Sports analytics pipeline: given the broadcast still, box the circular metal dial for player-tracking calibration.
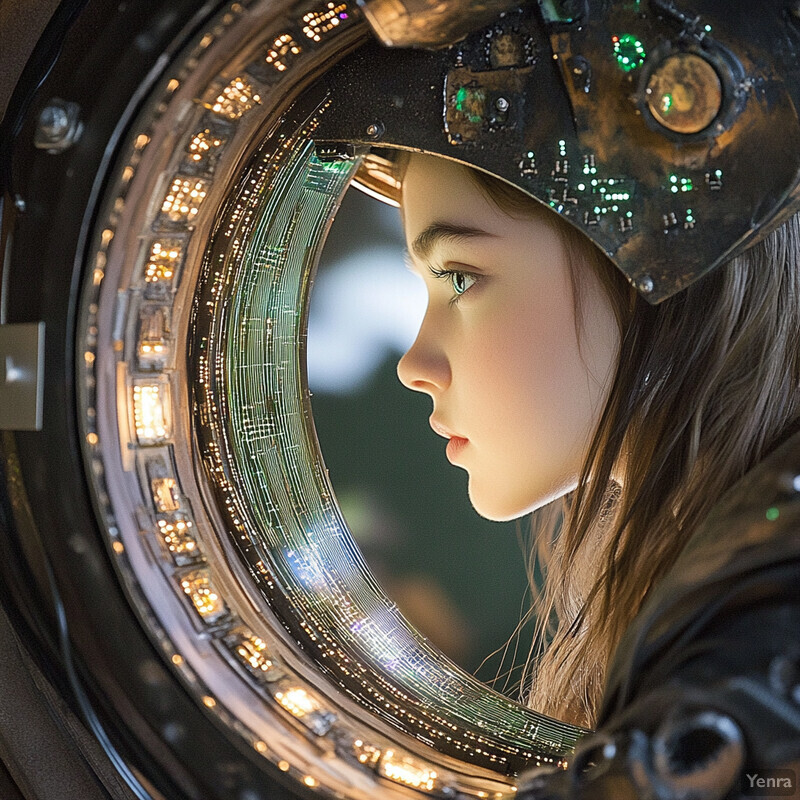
[645,52,723,135]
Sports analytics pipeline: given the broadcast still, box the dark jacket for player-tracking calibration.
[519,431,800,799]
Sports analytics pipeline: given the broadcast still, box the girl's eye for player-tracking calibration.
[429,267,479,301]
[450,271,476,296]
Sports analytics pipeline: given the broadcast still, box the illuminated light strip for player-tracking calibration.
[378,750,438,792]
[72,4,547,796]
[179,568,228,623]
[160,176,209,223]
[302,2,349,42]
[274,684,336,735]
[132,382,171,444]
[352,738,381,766]
[186,128,227,167]
[228,629,285,682]
[264,34,302,72]
[209,77,261,119]
[158,516,199,564]
[144,239,183,287]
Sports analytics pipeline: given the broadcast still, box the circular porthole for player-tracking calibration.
[2,1,585,797]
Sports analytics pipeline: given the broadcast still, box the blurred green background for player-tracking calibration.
[308,186,533,694]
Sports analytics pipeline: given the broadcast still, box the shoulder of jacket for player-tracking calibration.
[600,430,800,718]
[518,433,800,800]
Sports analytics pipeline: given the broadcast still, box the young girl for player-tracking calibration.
[395,150,800,741]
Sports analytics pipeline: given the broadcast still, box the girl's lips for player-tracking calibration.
[430,417,469,462]
[446,436,469,462]
[429,416,463,440]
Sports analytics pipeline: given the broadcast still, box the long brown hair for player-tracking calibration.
[469,167,800,728]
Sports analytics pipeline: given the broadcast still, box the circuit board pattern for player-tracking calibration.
[191,129,583,771]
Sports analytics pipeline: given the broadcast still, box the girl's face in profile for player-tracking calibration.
[398,154,620,521]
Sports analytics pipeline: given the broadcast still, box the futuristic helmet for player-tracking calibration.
[1,2,799,800]
[320,0,800,303]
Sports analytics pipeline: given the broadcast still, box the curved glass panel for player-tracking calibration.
[191,106,583,771]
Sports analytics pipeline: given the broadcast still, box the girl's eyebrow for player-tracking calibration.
[411,222,495,261]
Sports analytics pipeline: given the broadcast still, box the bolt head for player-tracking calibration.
[38,104,70,139]
[34,98,83,152]
[365,122,384,140]
[637,275,654,294]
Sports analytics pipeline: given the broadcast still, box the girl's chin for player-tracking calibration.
[466,475,576,522]
[466,478,530,522]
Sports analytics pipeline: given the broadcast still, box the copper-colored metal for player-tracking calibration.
[356,0,520,47]
[353,150,404,205]
[646,52,723,135]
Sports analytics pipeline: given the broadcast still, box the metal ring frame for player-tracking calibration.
[72,0,585,797]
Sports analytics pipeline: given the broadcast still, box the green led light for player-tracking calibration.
[455,85,485,124]
[661,94,673,114]
[669,175,694,193]
[766,506,780,521]
[319,158,353,174]
[613,34,646,72]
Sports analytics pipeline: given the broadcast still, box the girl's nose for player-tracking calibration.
[396,320,451,394]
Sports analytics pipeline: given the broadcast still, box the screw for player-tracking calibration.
[495,96,510,112]
[794,474,800,492]
[365,122,384,140]
[39,104,70,139]
[34,99,83,153]
[13,195,26,213]
[637,275,654,294]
